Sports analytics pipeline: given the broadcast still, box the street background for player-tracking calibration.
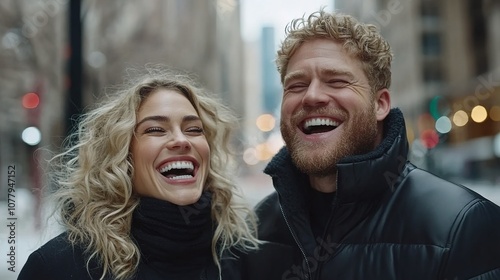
[2,0,500,279]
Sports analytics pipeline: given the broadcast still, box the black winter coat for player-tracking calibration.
[17,232,291,280]
[255,109,500,280]
[19,194,292,280]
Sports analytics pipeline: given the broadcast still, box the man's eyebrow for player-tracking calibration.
[135,115,201,131]
[284,69,356,85]
[283,71,306,85]
[319,68,356,80]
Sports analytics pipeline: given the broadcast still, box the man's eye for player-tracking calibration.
[285,83,308,93]
[328,80,349,87]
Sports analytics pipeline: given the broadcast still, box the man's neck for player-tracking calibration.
[309,173,337,193]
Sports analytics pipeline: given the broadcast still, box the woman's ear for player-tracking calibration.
[375,88,391,121]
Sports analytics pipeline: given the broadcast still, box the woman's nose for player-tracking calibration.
[166,131,191,151]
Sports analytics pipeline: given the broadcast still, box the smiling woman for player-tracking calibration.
[16,65,291,280]
[130,89,211,206]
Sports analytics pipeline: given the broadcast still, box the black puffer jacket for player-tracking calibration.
[255,109,500,280]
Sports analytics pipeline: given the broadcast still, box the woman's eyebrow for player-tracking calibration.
[135,115,201,131]
[182,115,201,122]
[135,115,170,130]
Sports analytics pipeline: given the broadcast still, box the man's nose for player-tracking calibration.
[302,81,329,107]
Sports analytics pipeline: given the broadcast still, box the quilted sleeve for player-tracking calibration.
[442,199,500,279]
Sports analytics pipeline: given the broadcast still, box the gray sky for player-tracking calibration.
[240,0,334,42]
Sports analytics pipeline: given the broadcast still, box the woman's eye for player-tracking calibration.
[144,127,164,134]
[186,127,204,134]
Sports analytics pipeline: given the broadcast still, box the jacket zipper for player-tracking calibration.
[313,176,339,280]
[279,202,312,279]
[313,196,338,280]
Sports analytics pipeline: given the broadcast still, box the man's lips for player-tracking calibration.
[300,117,341,135]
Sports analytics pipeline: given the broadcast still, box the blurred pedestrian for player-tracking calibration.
[255,9,500,280]
[18,66,287,280]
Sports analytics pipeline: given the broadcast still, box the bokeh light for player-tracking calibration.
[243,148,259,165]
[22,92,40,109]
[490,106,500,122]
[256,114,275,132]
[21,126,41,146]
[420,129,439,149]
[471,105,487,123]
[435,116,452,134]
[452,110,468,127]
[255,143,274,161]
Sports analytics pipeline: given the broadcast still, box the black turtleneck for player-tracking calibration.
[131,191,217,279]
[307,187,336,238]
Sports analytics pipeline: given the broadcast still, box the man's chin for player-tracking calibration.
[290,149,337,174]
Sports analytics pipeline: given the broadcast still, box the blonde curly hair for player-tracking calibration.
[50,65,260,279]
[276,9,393,92]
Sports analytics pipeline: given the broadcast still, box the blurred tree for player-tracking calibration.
[0,0,66,223]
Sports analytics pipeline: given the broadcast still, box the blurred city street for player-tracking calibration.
[1,172,499,280]
[1,1,500,279]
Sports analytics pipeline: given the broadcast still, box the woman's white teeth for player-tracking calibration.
[170,175,193,180]
[304,118,339,129]
[159,161,194,173]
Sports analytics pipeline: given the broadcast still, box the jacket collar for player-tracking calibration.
[265,108,409,209]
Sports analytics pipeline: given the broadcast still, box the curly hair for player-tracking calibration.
[276,9,393,92]
[50,65,260,279]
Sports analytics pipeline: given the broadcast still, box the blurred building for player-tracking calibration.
[336,0,500,182]
[261,26,281,114]
[0,0,245,200]
[84,0,244,121]
[240,26,283,171]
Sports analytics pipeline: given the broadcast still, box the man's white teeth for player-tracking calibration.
[304,118,339,129]
[159,161,194,173]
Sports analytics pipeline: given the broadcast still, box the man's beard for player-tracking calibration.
[281,103,378,176]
